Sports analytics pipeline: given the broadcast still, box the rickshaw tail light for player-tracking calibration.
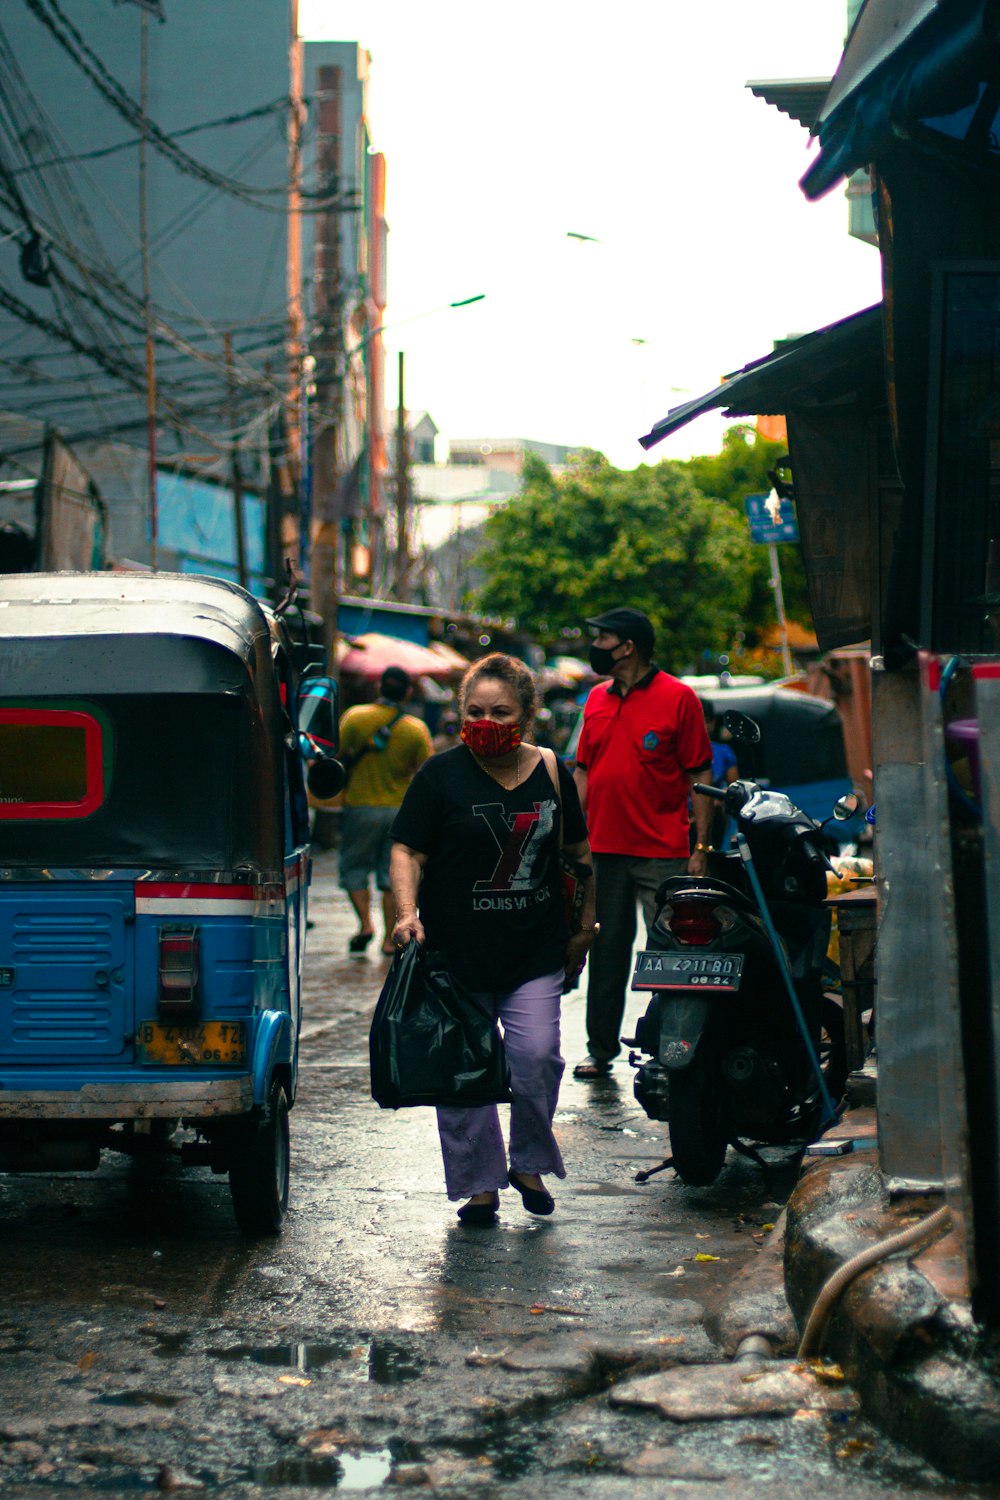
[158,925,200,1015]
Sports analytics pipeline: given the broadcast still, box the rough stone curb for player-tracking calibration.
[703,1208,798,1356]
[782,1135,1000,1482]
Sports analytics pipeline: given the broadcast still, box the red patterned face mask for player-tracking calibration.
[461,718,522,759]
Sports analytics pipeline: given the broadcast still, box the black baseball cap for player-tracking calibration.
[586,607,655,658]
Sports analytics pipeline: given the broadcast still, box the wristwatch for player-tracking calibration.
[577,922,601,934]
[693,843,715,853]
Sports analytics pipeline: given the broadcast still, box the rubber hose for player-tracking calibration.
[797,1205,952,1358]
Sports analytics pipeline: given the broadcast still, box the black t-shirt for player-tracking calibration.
[390,746,588,992]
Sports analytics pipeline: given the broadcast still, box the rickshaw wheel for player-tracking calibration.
[229,1080,290,1235]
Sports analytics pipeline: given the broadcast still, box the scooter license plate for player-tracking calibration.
[136,1020,248,1066]
[631,951,743,992]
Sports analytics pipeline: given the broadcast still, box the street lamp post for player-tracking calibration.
[344,293,486,361]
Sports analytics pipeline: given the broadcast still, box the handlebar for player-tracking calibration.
[797,836,833,872]
[692,782,726,802]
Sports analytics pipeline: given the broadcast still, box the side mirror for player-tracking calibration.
[723,710,762,745]
[307,757,346,800]
[832,792,861,822]
[297,675,340,755]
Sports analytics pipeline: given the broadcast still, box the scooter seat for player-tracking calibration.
[655,873,758,914]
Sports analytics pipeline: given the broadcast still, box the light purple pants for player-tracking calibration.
[436,969,566,1200]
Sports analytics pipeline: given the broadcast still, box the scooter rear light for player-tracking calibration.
[158,924,200,1017]
[667,899,722,945]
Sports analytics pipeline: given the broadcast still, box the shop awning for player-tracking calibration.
[802,0,1000,200]
[820,0,939,124]
[638,305,884,452]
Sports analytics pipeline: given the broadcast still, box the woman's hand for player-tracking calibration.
[564,927,596,980]
[389,843,427,950]
[392,909,426,949]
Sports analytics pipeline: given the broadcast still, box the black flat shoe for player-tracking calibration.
[348,931,373,956]
[457,1196,499,1227]
[507,1170,554,1216]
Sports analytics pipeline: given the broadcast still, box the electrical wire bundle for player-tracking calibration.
[0,1,357,477]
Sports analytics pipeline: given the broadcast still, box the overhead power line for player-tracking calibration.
[21,0,356,214]
[8,95,295,175]
[0,5,361,460]
[0,278,156,391]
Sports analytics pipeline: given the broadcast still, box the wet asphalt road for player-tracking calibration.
[0,849,995,1498]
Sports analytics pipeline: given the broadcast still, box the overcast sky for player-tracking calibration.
[299,2,882,468]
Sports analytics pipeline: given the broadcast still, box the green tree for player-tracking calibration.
[680,424,812,632]
[472,450,755,673]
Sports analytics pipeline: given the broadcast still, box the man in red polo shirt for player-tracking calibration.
[572,607,714,1078]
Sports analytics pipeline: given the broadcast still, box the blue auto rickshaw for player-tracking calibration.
[0,572,343,1234]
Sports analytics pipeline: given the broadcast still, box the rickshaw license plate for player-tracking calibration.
[137,1021,247,1066]
[631,951,743,991]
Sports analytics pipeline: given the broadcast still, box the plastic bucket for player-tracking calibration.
[946,718,980,800]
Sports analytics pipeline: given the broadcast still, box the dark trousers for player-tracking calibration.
[585,853,688,1062]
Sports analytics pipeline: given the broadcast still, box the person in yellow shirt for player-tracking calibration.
[339,666,432,956]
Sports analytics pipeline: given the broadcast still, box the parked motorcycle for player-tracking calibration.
[628,712,857,1187]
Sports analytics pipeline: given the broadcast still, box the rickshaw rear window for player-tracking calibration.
[0,708,104,819]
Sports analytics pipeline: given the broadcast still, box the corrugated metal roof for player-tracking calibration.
[747,78,831,130]
[638,305,883,451]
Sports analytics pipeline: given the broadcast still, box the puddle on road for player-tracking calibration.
[255,1449,393,1489]
[98,1390,183,1408]
[208,1336,423,1384]
[367,1339,423,1384]
[148,1330,191,1358]
[477,1438,536,1480]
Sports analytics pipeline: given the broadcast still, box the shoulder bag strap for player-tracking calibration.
[539,746,564,851]
[375,706,405,746]
[344,706,404,777]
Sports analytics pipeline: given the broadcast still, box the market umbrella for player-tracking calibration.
[338,632,455,681]
[551,655,593,682]
[427,640,471,672]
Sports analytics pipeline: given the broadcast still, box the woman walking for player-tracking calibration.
[389,653,596,1225]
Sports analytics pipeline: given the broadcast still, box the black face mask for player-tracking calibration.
[589,642,622,675]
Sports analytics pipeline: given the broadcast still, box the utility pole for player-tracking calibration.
[285,6,305,581]
[262,359,285,594]
[224,331,248,589]
[309,63,345,665]
[138,11,158,570]
[394,349,410,601]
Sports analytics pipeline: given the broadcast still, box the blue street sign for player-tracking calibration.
[745,492,799,545]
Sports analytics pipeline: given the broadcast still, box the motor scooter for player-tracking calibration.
[628,712,857,1186]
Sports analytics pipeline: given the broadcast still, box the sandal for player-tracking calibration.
[572,1056,612,1079]
[348,931,373,956]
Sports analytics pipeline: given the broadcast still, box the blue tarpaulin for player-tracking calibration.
[155,471,268,596]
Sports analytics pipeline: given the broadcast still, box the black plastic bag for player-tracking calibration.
[369,941,513,1109]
